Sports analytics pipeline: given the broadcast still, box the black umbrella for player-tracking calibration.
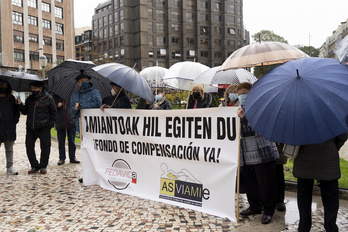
[0,71,46,92]
[47,59,111,102]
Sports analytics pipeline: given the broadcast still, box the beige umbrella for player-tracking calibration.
[220,42,309,72]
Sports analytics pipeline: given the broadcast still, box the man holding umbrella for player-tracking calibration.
[100,82,131,110]
[0,79,20,175]
[16,81,57,174]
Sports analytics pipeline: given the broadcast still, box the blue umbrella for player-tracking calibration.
[93,63,154,103]
[244,57,348,146]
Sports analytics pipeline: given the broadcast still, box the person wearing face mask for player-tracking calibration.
[0,79,20,175]
[144,88,172,110]
[187,84,212,109]
[219,84,239,107]
[100,82,131,111]
[69,72,102,133]
[236,82,279,225]
[16,81,57,174]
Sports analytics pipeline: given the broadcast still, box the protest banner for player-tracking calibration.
[80,107,240,220]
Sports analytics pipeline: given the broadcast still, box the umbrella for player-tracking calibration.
[163,61,216,92]
[244,57,348,146]
[195,66,257,86]
[139,66,169,88]
[220,42,309,71]
[47,59,112,102]
[0,71,45,92]
[92,63,154,103]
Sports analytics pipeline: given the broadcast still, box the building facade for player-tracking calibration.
[75,26,92,61]
[0,0,75,75]
[91,0,249,70]
[320,19,348,59]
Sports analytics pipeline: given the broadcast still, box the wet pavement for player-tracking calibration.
[0,116,348,231]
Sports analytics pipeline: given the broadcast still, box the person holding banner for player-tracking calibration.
[187,84,212,109]
[100,82,131,110]
[144,88,172,110]
[219,84,239,107]
[237,82,279,225]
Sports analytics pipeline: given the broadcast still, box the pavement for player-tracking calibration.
[0,116,348,232]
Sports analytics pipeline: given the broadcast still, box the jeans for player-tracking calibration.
[0,141,15,169]
[57,126,76,161]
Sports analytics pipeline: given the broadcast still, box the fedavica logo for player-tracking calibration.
[159,163,210,207]
[106,159,137,190]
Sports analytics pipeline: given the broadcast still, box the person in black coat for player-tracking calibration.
[0,79,20,175]
[53,94,79,166]
[100,82,131,110]
[293,133,348,232]
[187,84,212,109]
[144,88,172,110]
[16,81,57,174]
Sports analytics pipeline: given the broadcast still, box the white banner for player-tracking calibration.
[80,107,240,220]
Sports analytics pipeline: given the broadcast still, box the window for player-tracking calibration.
[200,38,209,48]
[108,14,113,24]
[109,27,113,37]
[93,20,97,30]
[156,36,165,45]
[28,15,38,26]
[114,37,119,47]
[119,0,124,7]
[172,37,180,44]
[148,0,153,7]
[148,35,153,46]
[114,0,119,9]
[148,50,153,58]
[43,37,52,46]
[13,30,24,43]
[120,36,124,46]
[214,39,222,46]
[226,5,234,13]
[103,16,107,26]
[157,49,166,58]
[214,14,222,23]
[200,50,209,58]
[114,24,119,35]
[45,54,52,63]
[12,11,23,25]
[186,0,194,9]
[214,52,222,58]
[214,2,222,11]
[171,24,179,32]
[215,27,222,34]
[185,24,194,33]
[200,1,208,9]
[55,6,63,18]
[156,23,164,33]
[148,9,153,18]
[29,34,38,43]
[171,11,180,22]
[56,0,63,2]
[56,56,64,65]
[28,0,37,8]
[55,23,64,34]
[148,22,153,33]
[227,16,235,24]
[186,38,195,45]
[98,18,102,28]
[172,50,181,59]
[114,11,119,22]
[12,0,23,7]
[200,26,209,35]
[14,50,24,62]
[30,52,39,61]
[42,2,50,12]
[156,10,165,20]
[103,28,107,39]
[42,19,51,29]
[187,50,195,58]
[156,0,165,7]
[120,10,124,20]
[120,22,124,33]
[200,13,208,22]
[56,40,64,51]
[186,13,194,23]
[171,0,180,8]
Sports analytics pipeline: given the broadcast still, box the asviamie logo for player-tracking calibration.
[106,159,137,190]
[159,163,210,207]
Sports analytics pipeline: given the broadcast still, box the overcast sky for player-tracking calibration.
[74,0,348,48]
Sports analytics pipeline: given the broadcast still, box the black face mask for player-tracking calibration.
[0,88,7,94]
[193,92,201,99]
[32,90,40,96]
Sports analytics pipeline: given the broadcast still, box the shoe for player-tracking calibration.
[40,168,47,174]
[57,160,65,165]
[28,167,40,174]
[276,202,286,211]
[240,208,262,216]
[6,167,18,175]
[70,159,80,164]
[261,214,272,224]
[78,178,83,183]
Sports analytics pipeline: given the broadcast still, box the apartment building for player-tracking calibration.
[0,0,75,75]
[75,26,92,61]
[91,0,249,70]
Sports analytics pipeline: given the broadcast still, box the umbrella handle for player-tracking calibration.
[110,88,123,108]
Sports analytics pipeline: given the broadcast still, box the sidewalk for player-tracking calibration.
[0,116,348,231]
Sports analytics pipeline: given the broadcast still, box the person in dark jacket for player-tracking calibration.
[187,84,212,109]
[53,94,79,165]
[16,81,57,174]
[0,79,20,175]
[144,88,172,110]
[293,133,348,232]
[100,82,131,110]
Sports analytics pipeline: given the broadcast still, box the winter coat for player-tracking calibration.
[69,83,102,131]
[102,90,131,109]
[18,90,57,130]
[240,117,279,166]
[293,133,348,181]
[0,94,20,142]
[53,95,75,131]
[144,98,172,110]
[187,92,212,109]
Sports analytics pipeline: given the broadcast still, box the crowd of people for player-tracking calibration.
[0,71,346,231]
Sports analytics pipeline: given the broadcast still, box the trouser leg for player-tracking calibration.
[4,141,15,169]
[67,126,76,160]
[38,127,51,168]
[26,130,39,168]
[57,129,67,160]
[320,179,339,232]
[297,178,314,232]
[275,164,285,203]
[242,165,262,212]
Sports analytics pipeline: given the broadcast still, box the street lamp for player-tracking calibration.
[30,48,43,74]
[39,55,48,79]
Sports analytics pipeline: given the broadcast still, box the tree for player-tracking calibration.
[298,46,319,57]
[252,30,288,44]
[252,30,288,77]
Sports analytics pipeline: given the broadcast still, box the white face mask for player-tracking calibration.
[111,88,117,96]
[238,94,248,106]
[155,94,162,101]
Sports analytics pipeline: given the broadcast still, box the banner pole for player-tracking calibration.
[236,119,242,222]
